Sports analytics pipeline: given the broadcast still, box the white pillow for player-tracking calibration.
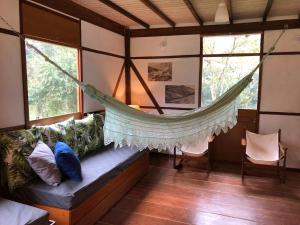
[28,141,61,186]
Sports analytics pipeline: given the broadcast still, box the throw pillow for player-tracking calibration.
[28,141,61,186]
[74,114,105,158]
[0,129,37,191]
[32,118,76,149]
[54,141,82,181]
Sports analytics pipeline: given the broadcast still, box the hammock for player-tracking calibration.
[0,16,285,151]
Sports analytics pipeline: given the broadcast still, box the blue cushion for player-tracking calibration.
[54,142,82,181]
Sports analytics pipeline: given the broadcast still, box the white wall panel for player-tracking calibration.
[131,58,199,108]
[259,114,300,168]
[131,35,200,57]
[0,0,20,31]
[0,34,24,128]
[81,21,124,56]
[260,55,300,112]
[264,29,300,52]
[82,51,124,113]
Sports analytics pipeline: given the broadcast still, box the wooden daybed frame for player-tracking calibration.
[34,152,149,225]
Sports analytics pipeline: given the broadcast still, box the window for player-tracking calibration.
[202,34,261,109]
[25,39,79,121]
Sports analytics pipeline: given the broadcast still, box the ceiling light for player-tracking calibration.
[215,0,229,23]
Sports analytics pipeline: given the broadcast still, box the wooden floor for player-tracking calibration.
[97,153,300,225]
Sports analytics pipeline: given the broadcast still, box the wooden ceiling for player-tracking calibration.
[71,0,300,28]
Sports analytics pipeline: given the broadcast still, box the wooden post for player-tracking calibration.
[125,28,131,105]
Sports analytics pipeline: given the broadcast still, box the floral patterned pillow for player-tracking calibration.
[0,129,38,191]
[74,113,105,158]
[32,118,76,150]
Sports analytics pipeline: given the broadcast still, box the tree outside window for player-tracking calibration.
[202,34,261,109]
[26,39,79,120]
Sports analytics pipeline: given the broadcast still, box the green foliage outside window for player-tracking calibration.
[26,39,78,120]
[202,34,260,109]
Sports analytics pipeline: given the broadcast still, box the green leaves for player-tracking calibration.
[26,39,78,120]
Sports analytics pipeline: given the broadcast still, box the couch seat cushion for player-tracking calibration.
[16,145,144,209]
[0,198,49,225]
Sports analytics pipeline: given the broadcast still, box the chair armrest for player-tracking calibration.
[279,143,288,153]
[241,138,247,146]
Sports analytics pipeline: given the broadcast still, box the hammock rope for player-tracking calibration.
[0,16,286,150]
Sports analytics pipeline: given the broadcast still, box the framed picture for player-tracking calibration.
[165,85,195,104]
[148,62,172,81]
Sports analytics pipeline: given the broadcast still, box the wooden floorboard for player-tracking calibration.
[98,153,300,225]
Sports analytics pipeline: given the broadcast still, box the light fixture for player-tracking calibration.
[215,0,229,23]
[129,105,141,110]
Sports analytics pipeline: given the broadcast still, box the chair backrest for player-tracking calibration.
[181,137,209,155]
[246,130,280,162]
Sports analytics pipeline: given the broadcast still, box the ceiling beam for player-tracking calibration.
[140,0,175,27]
[29,0,125,35]
[263,0,274,22]
[130,19,300,37]
[226,0,233,24]
[183,0,203,26]
[98,0,150,28]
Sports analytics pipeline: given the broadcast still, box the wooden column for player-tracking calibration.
[256,31,265,132]
[125,29,131,104]
[198,36,203,107]
[19,0,30,128]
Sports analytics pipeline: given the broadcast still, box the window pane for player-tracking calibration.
[203,34,261,54]
[26,39,78,120]
[202,56,259,109]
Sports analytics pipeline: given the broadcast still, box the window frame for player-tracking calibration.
[23,36,83,127]
[200,32,263,110]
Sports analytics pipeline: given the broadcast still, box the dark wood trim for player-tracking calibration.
[98,0,149,29]
[263,0,274,22]
[131,53,260,59]
[29,112,82,127]
[0,27,19,37]
[267,51,300,56]
[82,47,125,59]
[131,54,200,59]
[20,0,30,129]
[140,106,194,111]
[125,29,131,104]
[140,0,175,27]
[29,0,125,35]
[24,34,80,49]
[198,36,203,107]
[183,0,203,26]
[0,125,26,132]
[259,111,300,116]
[78,19,84,117]
[203,53,260,57]
[112,62,125,97]
[130,19,300,37]
[256,32,264,132]
[226,0,233,24]
[130,61,164,114]
[23,0,79,23]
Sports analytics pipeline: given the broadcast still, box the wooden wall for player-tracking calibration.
[259,29,300,168]
[130,30,300,169]
[81,21,125,113]
[131,35,200,111]
[0,1,300,168]
[0,0,24,129]
[0,0,125,128]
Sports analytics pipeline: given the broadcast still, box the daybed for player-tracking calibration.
[0,198,49,225]
[0,113,149,225]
